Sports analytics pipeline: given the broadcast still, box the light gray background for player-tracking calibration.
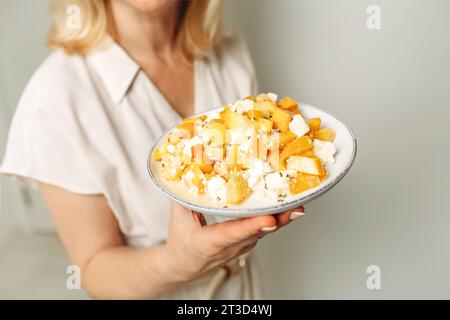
[1,0,449,299]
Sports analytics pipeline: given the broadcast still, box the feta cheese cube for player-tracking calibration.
[230,99,255,114]
[289,115,310,137]
[206,176,227,202]
[245,159,273,189]
[267,92,278,103]
[166,144,176,154]
[265,171,295,190]
[313,139,336,166]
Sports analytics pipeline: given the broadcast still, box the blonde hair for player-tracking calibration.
[48,0,224,59]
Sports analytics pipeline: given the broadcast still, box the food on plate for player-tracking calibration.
[286,156,326,176]
[152,93,337,204]
[226,174,251,204]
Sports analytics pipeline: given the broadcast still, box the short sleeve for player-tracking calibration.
[0,57,102,195]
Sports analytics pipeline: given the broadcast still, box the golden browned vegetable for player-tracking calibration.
[279,136,313,164]
[152,148,162,161]
[198,162,214,174]
[278,130,297,148]
[254,101,277,117]
[256,118,273,132]
[286,156,326,176]
[176,119,196,138]
[290,172,321,194]
[299,150,316,158]
[223,108,253,130]
[277,96,298,110]
[247,109,264,120]
[204,122,226,146]
[272,108,293,131]
[305,118,321,132]
[226,174,251,204]
[161,154,183,180]
[314,128,336,142]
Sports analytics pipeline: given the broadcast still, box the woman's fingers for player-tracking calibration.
[274,211,292,227]
[276,206,305,227]
[170,203,205,230]
[173,203,305,251]
[255,206,305,239]
[200,215,277,248]
[289,206,305,221]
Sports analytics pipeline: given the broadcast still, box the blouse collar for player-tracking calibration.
[86,38,140,105]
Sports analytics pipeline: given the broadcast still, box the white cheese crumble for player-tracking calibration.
[228,130,246,145]
[229,99,255,114]
[166,144,176,154]
[181,170,197,193]
[163,154,183,177]
[205,112,221,122]
[206,176,227,202]
[313,139,337,166]
[182,136,203,158]
[228,128,255,146]
[245,159,273,189]
[267,92,278,103]
[264,170,296,197]
[289,114,310,137]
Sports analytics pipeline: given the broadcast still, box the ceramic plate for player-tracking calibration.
[148,104,356,217]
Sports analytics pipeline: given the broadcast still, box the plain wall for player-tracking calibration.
[225,0,450,299]
[0,0,53,241]
[1,0,450,299]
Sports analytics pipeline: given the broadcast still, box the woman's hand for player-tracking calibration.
[163,203,305,282]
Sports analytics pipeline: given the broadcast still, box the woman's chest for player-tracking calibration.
[140,59,194,118]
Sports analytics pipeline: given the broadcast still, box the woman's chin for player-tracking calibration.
[118,0,177,14]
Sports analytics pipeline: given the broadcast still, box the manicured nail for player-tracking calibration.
[260,226,277,232]
[290,211,305,220]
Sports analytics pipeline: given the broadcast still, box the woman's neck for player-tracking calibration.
[108,0,180,62]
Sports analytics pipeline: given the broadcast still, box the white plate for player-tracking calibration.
[148,104,357,217]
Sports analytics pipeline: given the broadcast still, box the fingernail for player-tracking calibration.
[290,211,305,220]
[260,226,277,232]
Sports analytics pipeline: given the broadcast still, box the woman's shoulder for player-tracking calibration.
[21,50,91,115]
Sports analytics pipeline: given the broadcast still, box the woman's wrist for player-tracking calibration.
[154,244,197,285]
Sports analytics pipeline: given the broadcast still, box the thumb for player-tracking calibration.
[170,203,206,230]
[199,215,277,248]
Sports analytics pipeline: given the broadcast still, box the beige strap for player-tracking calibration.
[202,252,250,300]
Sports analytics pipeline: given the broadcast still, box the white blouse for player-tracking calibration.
[0,33,263,299]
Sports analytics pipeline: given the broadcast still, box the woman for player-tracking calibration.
[0,0,304,299]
